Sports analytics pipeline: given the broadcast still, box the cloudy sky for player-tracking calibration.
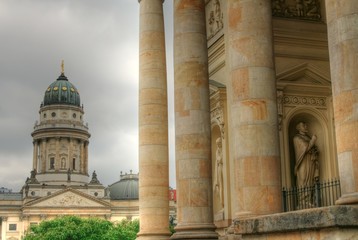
[0,0,175,191]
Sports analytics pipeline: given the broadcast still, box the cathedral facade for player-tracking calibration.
[0,69,177,240]
[137,0,357,239]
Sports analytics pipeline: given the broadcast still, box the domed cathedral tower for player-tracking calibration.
[31,62,90,186]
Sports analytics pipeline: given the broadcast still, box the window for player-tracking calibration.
[50,157,55,169]
[72,158,76,170]
[9,223,17,231]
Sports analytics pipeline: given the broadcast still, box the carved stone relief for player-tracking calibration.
[207,0,224,39]
[34,192,103,207]
[272,0,321,21]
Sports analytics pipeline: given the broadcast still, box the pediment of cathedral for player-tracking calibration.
[276,63,331,86]
[24,188,111,208]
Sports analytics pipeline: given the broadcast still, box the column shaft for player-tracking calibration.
[137,0,170,239]
[172,0,218,239]
[55,138,60,170]
[68,138,73,170]
[41,139,47,172]
[33,141,38,170]
[84,141,89,174]
[325,1,358,204]
[1,217,7,240]
[226,0,281,218]
[80,141,84,174]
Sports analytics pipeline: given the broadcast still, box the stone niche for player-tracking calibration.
[209,80,231,235]
[279,95,338,189]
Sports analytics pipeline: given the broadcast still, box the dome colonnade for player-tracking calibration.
[31,66,91,185]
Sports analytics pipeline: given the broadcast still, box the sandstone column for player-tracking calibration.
[1,217,7,240]
[55,138,60,170]
[68,138,73,170]
[325,1,358,204]
[33,140,38,170]
[41,139,47,172]
[137,0,170,239]
[172,1,218,239]
[80,141,84,173]
[84,141,89,174]
[226,0,281,218]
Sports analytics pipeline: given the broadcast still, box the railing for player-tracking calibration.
[282,179,341,212]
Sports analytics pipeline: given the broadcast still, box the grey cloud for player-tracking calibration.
[0,0,176,191]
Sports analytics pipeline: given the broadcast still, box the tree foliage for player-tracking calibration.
[24,216,139,240]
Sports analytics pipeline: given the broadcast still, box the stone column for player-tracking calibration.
[172,1,218,239]
[68,138,73,170]
[41,139,47,172]
[33,140,38,170]
[226,0,281,218]
[55,138,60,170]
[1,216,7,240]
[84,141,89,174]
[80,141,84,174]
[137,0,170,239]
[325,1,358,204]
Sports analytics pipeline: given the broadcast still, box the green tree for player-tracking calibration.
[24,216,139,240]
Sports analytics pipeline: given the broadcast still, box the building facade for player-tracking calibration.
[0,68,177,240]
[138,0,358,239]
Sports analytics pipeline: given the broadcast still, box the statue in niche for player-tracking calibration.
[293,122,319,207]
[61,157,66,169]
[213,137,224,209]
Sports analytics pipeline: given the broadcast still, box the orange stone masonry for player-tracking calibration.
[171,0,218,239]
[325,0,358,204]
[226,0,282,218]
[137,0,170,239]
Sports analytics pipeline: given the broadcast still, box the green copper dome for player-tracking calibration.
[43,73,80,106]
[108,173,139,200]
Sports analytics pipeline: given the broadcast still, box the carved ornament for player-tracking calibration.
[283,95,326,107]
[272,0,321,21]
[207,0,224,39]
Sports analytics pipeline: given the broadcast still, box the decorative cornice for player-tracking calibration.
[283,95,326,107]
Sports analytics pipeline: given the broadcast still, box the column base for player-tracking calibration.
[136,232,171,240]
[336,192,358,205]
[170,223,218,240]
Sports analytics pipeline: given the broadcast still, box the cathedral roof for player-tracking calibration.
[43,73,80,107]
[108,173,138,200]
